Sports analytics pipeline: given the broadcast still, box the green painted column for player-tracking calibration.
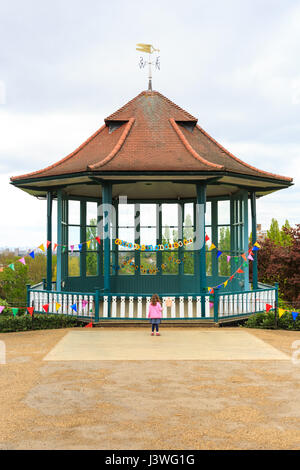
[243,190,250,291]
[251,192,258,289]
[157,203,162,277]
[56,190,62,291]
[135,203,140,276]
[102,182,112,295]
[80,201,86,278]
[46,191,53,291]
[196,183,206,316]
[178,202,184,279]
[211,201,218,285]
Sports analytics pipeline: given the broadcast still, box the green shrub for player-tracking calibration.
[0,298,11,315]
[0,313,80,333]
[245,310,300,330]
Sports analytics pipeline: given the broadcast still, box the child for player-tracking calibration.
[148,294,162,336]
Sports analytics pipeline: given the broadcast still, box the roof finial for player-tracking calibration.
[136,43,160,91]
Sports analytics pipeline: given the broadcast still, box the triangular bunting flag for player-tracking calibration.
[243,262,248,267]
[53,243,58,251]
[229,275,234,281]
[9,263,15,271]
[38,244,45,252]
[12,308,18,317]
[254,242,261,248]
[55,302,61,312]
[62,246,66,253]
[71,303,77,313]
[241,253,247,262]
[46,241,51,248]
[227,255,231,263]
[266,304,273,313]
[248,254,254,261]
[209,243,216,251]
[85,322,93,328]
[209,288,214,294]
[217,251,222,259]
[252,246,259,251]
[29,250,35,259]
[86,240,91,249]
[292,312,299,321]
[78,244,83,251]
[278,308,285,318]
[18,257,26,265]
[70,245,74,253]
[95,237,101,245]
[205,234,210,242]
[42,304,49,313]
[27,307,34,316]
[82,300,88,308]
[237,268,244,274]
[234,257,239,263]
[224,280,228,288]
[0,306,4,314]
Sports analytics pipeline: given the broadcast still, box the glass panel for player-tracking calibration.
[118,204,134,227]
[140,252,157,275]
[162,226,179,244]
[68,200,80,225]
[162,204,178,227]
[140,204,156,226]
[68,253,80,276]
[218,226,231,252]
[118,252,135,275]
[205,201,211,226]
[140,227,156,246]
[183,252,194,275]
[118,228,134,249]
[68,226,80,246]
[184,203,194,226]
[86,202,97,226]
[205,227,212,249]
[86,252,98,276]
[86,227,97,249]
[218,200,230,225]
[161,252,179,275]
[218,256,231,276]
[206,252,212,276]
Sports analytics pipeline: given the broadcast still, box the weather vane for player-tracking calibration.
[136,43,160,91]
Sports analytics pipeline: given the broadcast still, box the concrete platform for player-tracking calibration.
[43,328,290,361]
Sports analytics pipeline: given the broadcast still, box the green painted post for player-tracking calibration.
[250,192,258,290]
[80,201,86,278]
[196,183,207,317]
[135,203,140,277]
[274,282,279,329]
[102,182,112,317]
[95,288,100,322]
[46,192,53,291]
[214,291,219,323]
[211,201,218,284]
[243,190,250,291]
[56,190,63,291]
[26,284,31,307]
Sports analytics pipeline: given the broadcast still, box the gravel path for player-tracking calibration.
[0,327,300,450]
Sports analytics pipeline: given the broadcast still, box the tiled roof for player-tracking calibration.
[11,90,292,183]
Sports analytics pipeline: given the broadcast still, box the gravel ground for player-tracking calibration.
[0,327,300,450]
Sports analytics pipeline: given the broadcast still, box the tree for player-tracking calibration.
[267,218,281,244]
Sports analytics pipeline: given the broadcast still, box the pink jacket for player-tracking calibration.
[148,302,162,319]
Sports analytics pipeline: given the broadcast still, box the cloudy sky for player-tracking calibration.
[0,0,299,248]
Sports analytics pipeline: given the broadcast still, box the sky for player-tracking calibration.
[0,0,299,248]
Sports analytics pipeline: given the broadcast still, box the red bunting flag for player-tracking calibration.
[237,268,244,274]
[205,234,210,242]
[42,304,49,313]
[95,237,101,245]
[53,243,58,251]
[266,304,273,313]
[241,253,247,262]
[229,275,234,281]
[27,307,34,316]
[46,240,51,248]
[85,322,93,328]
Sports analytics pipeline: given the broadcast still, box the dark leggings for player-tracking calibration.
[151,323,159,332]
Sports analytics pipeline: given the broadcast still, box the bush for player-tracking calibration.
[0,313,81,333]
[245,310,300,330]
[0,298,11,315]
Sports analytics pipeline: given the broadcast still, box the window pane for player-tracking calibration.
[68,226,80,246]
[118,204,134,226]
[68,253,80,276]
[205,227,212,249]
[162,226,179,244]
[118,228,134,249]
[86,252,98,276]
[218,201,230,225]
[183,252,194,275]
[86,202,97,226]
[162,204,178,227]
[219,256,231,276]
[140,204,156,226]
[140,252,157,275]
[68,200,80,225]
[161,252,179,275]
[206,201,211,226]
[140,227,156,246]
[118,252,135,275]
[218,226,231,252]
[206,252,212,275]
[184,203,193,226]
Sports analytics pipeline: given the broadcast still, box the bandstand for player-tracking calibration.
[11,90,293,323]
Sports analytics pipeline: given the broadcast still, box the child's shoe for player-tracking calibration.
[156,332,160,336]
[151,332,154,336]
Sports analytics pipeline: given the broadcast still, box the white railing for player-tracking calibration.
[29,290,95,318]
[218,288,276,318]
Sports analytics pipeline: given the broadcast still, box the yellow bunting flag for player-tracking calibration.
[38,244,45,252]
[56,302,61,312]
[86,240,91,249]
[224,280,228,288]
[278,308,285,318]
[254,242,261,248]
[209,243,216,251]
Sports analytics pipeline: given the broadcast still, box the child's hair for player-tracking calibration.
[151,293,161,306]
